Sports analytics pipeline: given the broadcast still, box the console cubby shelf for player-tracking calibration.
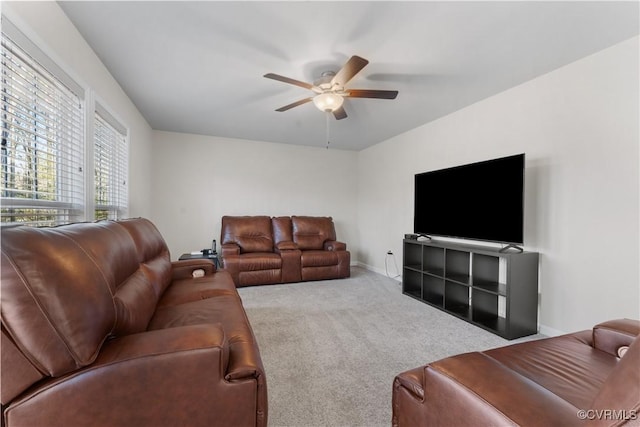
[402,239,539,340]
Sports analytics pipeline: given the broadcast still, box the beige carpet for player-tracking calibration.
[238,267,540,427]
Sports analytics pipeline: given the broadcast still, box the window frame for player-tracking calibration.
[93,100,129,221]
[1,16,130,227]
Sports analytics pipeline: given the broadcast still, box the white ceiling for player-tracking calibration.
[59,1,639,151]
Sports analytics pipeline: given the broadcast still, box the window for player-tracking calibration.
[1,29,84,226]
[1,18,130,227]
[94,105,128,220]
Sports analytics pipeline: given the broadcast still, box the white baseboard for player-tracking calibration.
[538,324,565,337]
[355,261,402,283]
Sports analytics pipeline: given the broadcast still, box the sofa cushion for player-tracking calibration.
[53,221,159,337]
[158,272,238,307]
[272,216,293,245]
[112,269,158,335]
[222,216,274,253]
[483,331,617,410]
[148,291,262,381]
[291,216,337,250]
[118,218,172,297]
[114,219,173,335]
[57,221,142,293]
[0,224,121,376]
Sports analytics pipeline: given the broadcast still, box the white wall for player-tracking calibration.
[2,1,154,218]
[150,131,358,260]
[16,0,634,335]
[357,36,640,335]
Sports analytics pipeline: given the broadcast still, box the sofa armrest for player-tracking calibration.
[275,241,298,252]
[275,244,302,283]
[5,325,235,427]
[171,259,216,280]
[394,366,425,402]
[221,243,240,257]
[324,240,346,251]
[593,318,640,357]
[393,353,579,427]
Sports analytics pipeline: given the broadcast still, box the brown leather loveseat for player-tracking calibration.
[1,218,267,427]
[393,319,640,426]
[221,215,350,287]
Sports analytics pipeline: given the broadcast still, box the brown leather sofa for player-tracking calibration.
[221,215,350,287]
[393,319,640,426]
[1,218,267,427]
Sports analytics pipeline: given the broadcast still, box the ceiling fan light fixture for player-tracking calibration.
[313,92,344,112]
[265,55,397,120]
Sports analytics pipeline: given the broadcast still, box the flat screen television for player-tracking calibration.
[414,153,525,245]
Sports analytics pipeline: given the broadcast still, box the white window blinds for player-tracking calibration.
[1,32,84,226]
[94,105,127,220]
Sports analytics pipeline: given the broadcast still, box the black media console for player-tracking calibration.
[403,239,539,339]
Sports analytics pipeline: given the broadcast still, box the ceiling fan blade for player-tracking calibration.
[275,97,313,112]
[346,89,398,99]
[331,55,369,87]
[333,106,347,120]
[264,73,314,90]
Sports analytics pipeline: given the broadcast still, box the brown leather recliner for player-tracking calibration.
[220,216,284,286]
[221,215,350,287]
[393,318,640,426]
[291,216,350,282]
[1,218,267,427]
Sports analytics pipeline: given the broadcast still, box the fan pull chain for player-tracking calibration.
[326,112,330,149]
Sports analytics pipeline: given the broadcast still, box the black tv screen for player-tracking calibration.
[414,154,525,244]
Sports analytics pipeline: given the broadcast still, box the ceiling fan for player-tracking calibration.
[264,55,398,120]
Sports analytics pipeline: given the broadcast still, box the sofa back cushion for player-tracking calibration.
[291,216,337,250]
[221,216,274,253]
[114,218,172,335]
[58,219,167,338]
[0,219,173,380]
[0,223,126,377]
[272,216,293,245]
[117,218,171,296]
